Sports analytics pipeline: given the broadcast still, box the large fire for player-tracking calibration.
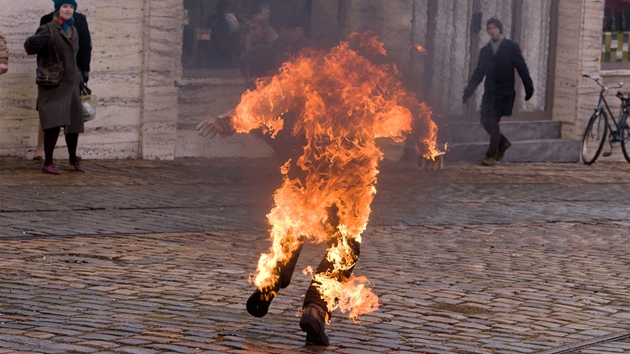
[231,31,442,320]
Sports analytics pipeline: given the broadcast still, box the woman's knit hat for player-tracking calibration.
[54,0,77,12]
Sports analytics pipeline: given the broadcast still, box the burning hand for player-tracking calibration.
[419,155,443,171]
[196,110,235,138]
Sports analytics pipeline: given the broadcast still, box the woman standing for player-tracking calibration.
[24,0,84,174]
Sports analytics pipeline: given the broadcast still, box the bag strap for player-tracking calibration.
[40,22,61,64]
[48,23,61,61]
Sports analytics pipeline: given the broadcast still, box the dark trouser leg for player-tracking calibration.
[303,205,361,314]
[303,238,360,312]
[65,133,79,162]
[43,127,61,166]
[246,238,304,318]
[480,114,504,158]
[299,203,358,347]
[276,242,304,289]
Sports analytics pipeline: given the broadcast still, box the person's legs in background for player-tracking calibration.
[480,113,504,166]
[42,126,61,174]
[33,123,44,160]
[34,123,82,161]
[66,133,84,172]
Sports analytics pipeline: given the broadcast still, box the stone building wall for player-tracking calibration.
[0,0,613,160]
[552,0,606,140]
[425,0,472,118]
[0,0,147,160]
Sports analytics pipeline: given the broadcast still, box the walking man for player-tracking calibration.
[462,17,534,166]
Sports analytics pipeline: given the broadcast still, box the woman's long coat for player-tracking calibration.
[24,21,83,133]
[463,38,534,118]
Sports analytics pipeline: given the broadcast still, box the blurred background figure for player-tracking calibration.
[197,0,242,68]
[239,12,310,90]
[245,13,278,50]
[0,30,8,76]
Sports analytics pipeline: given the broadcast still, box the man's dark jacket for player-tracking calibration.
[463,38,534,117]
[40,12,91,73]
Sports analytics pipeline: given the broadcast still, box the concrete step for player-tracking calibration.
[440,120,561,144]
[444,139,580,163]
[380,120,579,163]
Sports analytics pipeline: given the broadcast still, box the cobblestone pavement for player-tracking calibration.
[1,158,630,353]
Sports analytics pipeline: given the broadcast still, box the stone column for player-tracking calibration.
[140,0,185,160]
[427,0,472,117]
[516,0,552,114]
[552,0,604,139]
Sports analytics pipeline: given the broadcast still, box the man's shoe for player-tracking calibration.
[246,287,275,318]
[481,157,496,166]
[42,164,60,175]
[299,303,330,346]
[496,140,512,161]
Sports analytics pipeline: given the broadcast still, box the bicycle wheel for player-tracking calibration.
[581,111,608,165]
[621,119,630,163]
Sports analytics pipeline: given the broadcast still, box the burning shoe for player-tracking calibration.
[246,287,276,318]
[299,303,330,346]
[496,140,512,161]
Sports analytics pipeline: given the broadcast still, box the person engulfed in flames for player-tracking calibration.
[197,30,443,346]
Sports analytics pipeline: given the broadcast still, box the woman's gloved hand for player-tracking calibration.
[28,33,52,47]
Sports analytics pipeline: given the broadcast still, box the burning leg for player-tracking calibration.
[246,241,304,317]
[300,204,361,346]
[248,175,315,317]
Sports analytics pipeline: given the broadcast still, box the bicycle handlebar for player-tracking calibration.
[582,74,623,90]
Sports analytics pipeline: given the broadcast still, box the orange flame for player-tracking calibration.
[303,266,379,321]
[410,43,427,54]
[233,32,442,320]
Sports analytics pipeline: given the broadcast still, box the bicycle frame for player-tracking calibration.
[584,75,628,143]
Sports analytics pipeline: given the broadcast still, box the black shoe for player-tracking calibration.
[246,288,275,318]
[496,140,511,161]
[481,157,496,166]
[299,304,330,346]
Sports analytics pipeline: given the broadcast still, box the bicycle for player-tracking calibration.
[581,74,630,164]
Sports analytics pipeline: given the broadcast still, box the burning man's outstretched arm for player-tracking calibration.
[411,108,443,171]
[398,96,444,171]
[196,110,237,138]
[197,72,302,139]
